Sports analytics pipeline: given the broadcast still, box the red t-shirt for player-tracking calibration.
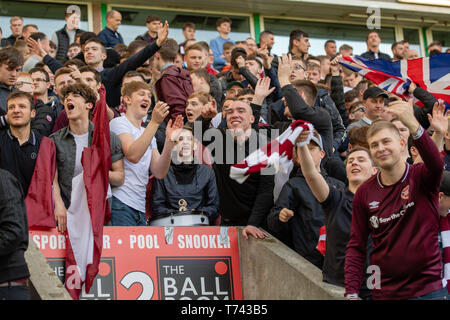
[345,130,445,300]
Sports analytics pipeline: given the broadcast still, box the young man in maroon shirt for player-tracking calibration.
[345,99,448,300]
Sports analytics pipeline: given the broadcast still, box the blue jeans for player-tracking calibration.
[0,286,30,300]
[110,196,146,226]
[409,287,450,300]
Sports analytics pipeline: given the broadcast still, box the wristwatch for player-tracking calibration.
[411,125,424,140]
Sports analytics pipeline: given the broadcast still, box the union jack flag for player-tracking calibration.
[339,54,450,106]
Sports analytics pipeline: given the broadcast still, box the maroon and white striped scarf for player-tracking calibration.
[230,120,314,183]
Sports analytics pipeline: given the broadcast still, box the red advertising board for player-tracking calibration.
[29,226,242,300]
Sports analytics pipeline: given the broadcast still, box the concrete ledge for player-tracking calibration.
[237,227,345,300]
[25,239,72,300]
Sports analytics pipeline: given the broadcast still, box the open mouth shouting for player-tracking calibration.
[66,102,75,111]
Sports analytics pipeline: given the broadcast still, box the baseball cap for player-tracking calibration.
[310,133,324,150]
[226,81,245,90]
[440,171,450,196]
[363,86,389,100]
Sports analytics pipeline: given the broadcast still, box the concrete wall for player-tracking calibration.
[237,228,346,300]
[25,239,72,300]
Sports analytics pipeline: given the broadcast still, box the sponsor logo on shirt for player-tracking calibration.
[401,185,409,200]
[369,201,380,210]
[370,202,415,228]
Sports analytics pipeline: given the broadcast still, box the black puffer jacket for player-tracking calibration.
[152,163,220,223]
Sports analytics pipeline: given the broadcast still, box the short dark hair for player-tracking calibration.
[366,30,380,41]
[427,40,442,50]
[29,67,50,82]
[291,79,318,106]
[324,40,336,47]
[158,38,179,62]
[123,70,145,83]
[182,22,196,31]
[185,43,206,54]
[84,38,107,53]
[29,32,47,42]
[347,145,373,164]
[216,17,232,27]
[64,58,86,69]
[49,40,57,50]
[230,47,247,69]
[69,42,81,49]
[61,83,98,106]
[259,30,274,42]
[79,32,98,46]
[236,88,255,98]
[0,47,24,68]
[146,14,161,24]
[344,89,360,103]
[6,91,34,110]
[127,40,147,56]
[23,24,38,32]
[189,68,210,85]
[79,65,102,84]
[289,29,309,51]
[348,126,370,150]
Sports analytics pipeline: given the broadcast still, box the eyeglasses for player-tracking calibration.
[292,64,306,72]
[16,81,33,87]
[32,78,47,83]
[351,107,366,114]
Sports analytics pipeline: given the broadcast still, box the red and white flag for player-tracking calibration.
[26,137,57,228]
[64,85,112,299]
[230,120,313,183]
[441,215,450,293]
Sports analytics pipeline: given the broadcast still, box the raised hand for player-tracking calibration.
[201,101,218,119]
[166,114,184,142]
[428,100,449,136]
[388,98,420,133]
[278,53,292,87]
[156,21,169,47]
[150,101,170,125]
[253,77,275,106]
[235,55,245,69]
[27,37,46,58]
[330,55,341,76]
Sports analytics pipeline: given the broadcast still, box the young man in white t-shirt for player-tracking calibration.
[109,81,184,226]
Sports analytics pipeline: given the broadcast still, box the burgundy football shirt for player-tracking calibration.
[345,130,445,300]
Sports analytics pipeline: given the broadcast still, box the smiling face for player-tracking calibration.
[124,89,152,118]
[7,96,35,128]
[225,100,254,133]
[83,41,107,67]
[364,96,386,121]
[184,49,204,71]
[346,149,377,186]
[175,129,195,160]
[368,127,404,171]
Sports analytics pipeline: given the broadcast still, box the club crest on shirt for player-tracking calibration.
[369,215,379,229]
[401,185,409,200]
